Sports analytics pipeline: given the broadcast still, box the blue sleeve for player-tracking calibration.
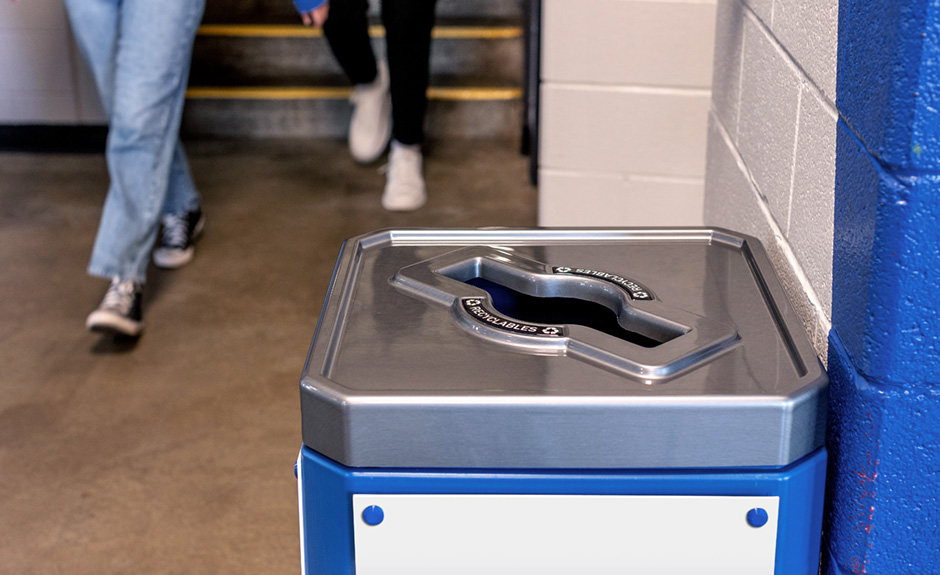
[294,0,327,14]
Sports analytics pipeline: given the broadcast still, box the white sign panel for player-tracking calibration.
[353,494,779,575]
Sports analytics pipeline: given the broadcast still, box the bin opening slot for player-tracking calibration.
[465,277,676,348]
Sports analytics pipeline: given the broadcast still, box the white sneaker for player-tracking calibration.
[382,140,427,212]
[349,61,391,164]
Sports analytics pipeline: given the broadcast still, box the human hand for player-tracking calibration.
[300,1,329,27]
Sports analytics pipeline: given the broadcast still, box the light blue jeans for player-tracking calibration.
[64,0,206,283]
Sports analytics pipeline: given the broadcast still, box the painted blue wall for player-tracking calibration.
[838,0,940,173]
[829,0,940,572]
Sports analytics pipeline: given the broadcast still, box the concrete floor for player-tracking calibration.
[0,139,536,574]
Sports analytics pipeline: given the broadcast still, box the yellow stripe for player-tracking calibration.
[186,86,352,99]
[186,86,522,101]
[433,26,522,39]
[426,86,522,101]
[198,24,324,37]
[197,24,522,39]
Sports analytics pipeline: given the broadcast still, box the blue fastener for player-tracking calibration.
[362,505,385,526]
[747,508,769,528]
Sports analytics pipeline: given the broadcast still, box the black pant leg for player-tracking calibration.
[323,0,377,85]
[382,0,438,145]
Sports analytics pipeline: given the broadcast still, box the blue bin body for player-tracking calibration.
[297,446,827,575]
[296,229,829,574]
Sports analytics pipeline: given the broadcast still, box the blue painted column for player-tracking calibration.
[830,0,940,573]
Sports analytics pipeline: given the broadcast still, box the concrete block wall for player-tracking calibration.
[705,0,940,573]
[538,0,716,226]
[705,0,837,358]
[0,0,105,124]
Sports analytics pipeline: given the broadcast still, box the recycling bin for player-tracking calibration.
[296,228,828,575]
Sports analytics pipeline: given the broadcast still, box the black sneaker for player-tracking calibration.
[153,206,205,269]
[86,277,144,337]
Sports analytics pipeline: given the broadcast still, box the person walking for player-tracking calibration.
[64,0,207,337]
[295,0,438,211]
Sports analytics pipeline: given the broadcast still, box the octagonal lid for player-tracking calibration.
[300,228,827,469]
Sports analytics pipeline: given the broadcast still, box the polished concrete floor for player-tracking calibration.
[0,139,536,574]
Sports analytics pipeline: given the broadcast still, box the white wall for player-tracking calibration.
[704,0,838,360]
[538,0,717,227]
[0,0,104,124]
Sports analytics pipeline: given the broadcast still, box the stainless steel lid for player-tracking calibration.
[300,228,827,469]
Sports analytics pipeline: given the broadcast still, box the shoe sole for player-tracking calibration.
[153,246,195,269]
[382,192,427,212]
[87,311,143,337]
[153,214,205,269]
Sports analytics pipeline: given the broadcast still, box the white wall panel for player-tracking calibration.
[0,0,107,124]
[543,0,717,88]
[4,94,77,123]
[0,30,78,123]
[0,0,69,30]
[538,0,717,227]
[736,14,800,225]
[704,115,767,240]
[539,170,704,226]
[788,85,836,318]
[711,0,746,140]
[0,31,73,94]
[0,0,86,124]
[541,85,710,177]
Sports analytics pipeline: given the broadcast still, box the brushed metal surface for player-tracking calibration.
[300,228,827,468]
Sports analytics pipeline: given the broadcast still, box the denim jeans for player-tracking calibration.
[64,0,206,283]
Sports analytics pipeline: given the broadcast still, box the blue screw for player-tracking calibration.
[362,505,385,526]
[747,508,769,528]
